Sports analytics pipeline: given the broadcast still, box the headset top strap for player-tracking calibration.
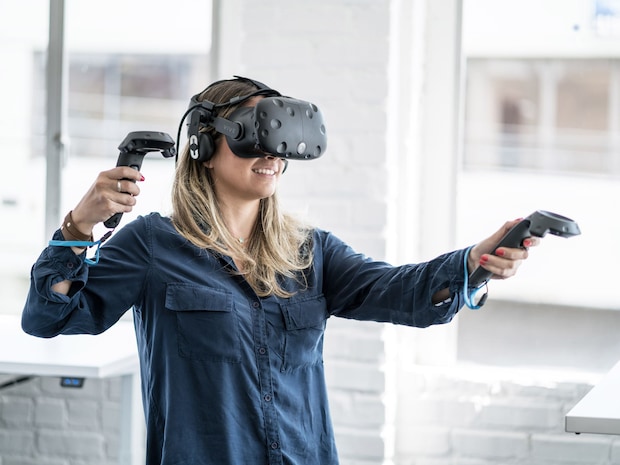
[232,75,279,94]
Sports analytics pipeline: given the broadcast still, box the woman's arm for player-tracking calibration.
[318,219,540,328]
[22,216,152,337]
[48,167,145,296]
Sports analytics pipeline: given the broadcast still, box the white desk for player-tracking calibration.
[0,314,143,464]
[565,360,620,435]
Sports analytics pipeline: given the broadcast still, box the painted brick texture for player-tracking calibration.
[393,366,619,465]
[0,377,120,465]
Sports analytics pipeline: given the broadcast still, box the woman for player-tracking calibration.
[22,77,537,465]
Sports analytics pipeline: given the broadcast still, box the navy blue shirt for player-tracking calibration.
[22,213,467,465]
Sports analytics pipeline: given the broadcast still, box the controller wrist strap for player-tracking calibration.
[48,230,113,266]
[463,246,489,310]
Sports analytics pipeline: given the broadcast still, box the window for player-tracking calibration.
[0,0,213,314]
[65,54,196,159]
[463,58,618,177]
[458,57,620,308]
[0,0,49,312]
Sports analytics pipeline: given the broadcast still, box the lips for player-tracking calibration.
[252,167,277,175]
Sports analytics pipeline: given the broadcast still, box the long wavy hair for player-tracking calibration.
[171,78,314,298]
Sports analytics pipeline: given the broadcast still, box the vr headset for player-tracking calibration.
[181,76,327,164]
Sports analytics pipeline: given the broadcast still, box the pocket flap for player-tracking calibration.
[281,295,328,330]
[165,283,232,312]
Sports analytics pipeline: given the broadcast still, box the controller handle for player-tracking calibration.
[103,131,175,229]
[468,210,581,287]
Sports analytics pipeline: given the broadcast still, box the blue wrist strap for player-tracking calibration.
[48,240,102,265]
[48,230,112,266]
[463,246,488,310]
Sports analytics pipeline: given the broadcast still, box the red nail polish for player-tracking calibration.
[495,248,505,256]
[140,175,145,182]
[523,239,532,247]
[480,255,488,264]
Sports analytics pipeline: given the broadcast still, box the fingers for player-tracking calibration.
[467,219,522,271]
[114,166,145,183]
[71,168,145,227]
[115,178,141,197]
[523,236,541,248]
[478,250,524,280]
[110,166,144,195]
[473,217,543,281]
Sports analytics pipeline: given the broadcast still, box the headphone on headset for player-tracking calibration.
[178,76,327,170]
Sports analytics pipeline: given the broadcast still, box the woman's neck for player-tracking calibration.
[219,198,260,243]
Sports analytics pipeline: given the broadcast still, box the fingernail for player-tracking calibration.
[495,248,505,256]
[140,175,145,182]
[523,239,532,247]
[480,255,489,264]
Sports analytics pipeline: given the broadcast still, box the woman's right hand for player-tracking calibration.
[69,167,145,236]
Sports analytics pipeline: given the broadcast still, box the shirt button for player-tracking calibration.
[258,347,266,355]
[270,442,279,450]
[252,301,260,308]
[66,262,74,269]
[264,394,272,402]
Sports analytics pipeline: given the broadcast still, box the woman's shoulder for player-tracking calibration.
[141,211,172,225]
[310,228,348,251]
[115,212,175,237]
[312,227,341,241]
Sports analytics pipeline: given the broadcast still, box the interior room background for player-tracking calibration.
[1,0,619,464]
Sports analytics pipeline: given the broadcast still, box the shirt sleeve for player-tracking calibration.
[22,216,152,337]
[316,230,468,328]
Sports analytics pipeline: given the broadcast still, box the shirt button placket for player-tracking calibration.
[250,298,283,464]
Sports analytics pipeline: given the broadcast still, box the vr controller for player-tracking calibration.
[103,131,176,229]
[468,210,581,287]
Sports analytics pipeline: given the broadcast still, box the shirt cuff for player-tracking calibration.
[46,229,88,280]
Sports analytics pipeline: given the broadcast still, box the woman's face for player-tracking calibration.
[203,133,286,203]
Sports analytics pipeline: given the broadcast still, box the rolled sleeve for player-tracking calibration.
[31,229,89,301]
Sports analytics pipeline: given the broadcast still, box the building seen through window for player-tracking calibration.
[463,59,619,177]
[31,52,203,159]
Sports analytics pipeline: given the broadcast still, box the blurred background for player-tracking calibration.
[1,0,619,464]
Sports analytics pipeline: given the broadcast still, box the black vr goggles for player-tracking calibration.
[181,76,327,163]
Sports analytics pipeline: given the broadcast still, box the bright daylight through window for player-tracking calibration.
[0,0,213,314]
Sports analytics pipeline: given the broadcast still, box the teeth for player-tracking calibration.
[253,168,276,175]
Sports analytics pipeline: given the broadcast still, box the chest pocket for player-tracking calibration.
[165,283,240,363]
[279,294,329,372]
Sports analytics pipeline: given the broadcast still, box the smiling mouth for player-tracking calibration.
[253,168,277,175]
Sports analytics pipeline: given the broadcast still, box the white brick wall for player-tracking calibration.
[235,2,393,461]
[393,364,620,465]
[0,376,121,464]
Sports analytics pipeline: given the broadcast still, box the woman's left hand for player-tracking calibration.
[468,219,542,280]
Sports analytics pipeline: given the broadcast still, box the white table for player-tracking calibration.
[0,314,143,464]
[565,360,620,435]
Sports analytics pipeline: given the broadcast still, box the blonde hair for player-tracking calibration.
[171,79,314,298]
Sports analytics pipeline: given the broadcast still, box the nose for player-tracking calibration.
[263,154,277,160]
